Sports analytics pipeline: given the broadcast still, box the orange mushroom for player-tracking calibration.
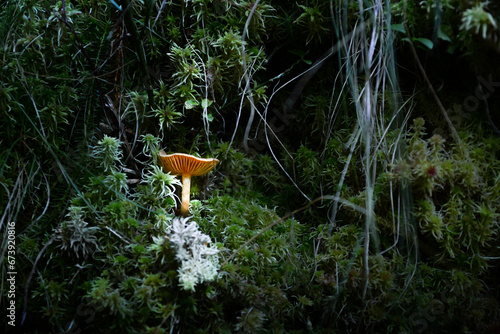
[159,151,219,217]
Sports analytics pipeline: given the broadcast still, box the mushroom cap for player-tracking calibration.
[159,152,219,176]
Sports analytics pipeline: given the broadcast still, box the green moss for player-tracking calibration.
[3,0,500,333]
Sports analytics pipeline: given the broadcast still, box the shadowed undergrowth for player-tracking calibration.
[1,0,500,333]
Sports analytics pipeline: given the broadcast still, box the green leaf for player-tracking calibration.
[414,37,433,49]
[289,48,311,64]
[114,255,128,264]
[288,49,306,57]
[184,99,199,109]
[391,24,406,33]
[438,27,451,42]
[201,99,213,109]
[401,37,434,50]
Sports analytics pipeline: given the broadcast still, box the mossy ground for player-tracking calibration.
[1,1,500,333]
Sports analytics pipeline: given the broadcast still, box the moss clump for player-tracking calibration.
[2,1,500,333]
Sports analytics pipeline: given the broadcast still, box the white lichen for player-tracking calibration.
[168,217,220,291]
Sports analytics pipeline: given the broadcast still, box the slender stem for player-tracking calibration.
[22,232,59,325]
[122,0,155,110]
[404,23,465,156]
[180,174,191,216]
[241,0,261,152]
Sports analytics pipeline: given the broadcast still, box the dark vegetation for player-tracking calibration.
[1,0,500,333]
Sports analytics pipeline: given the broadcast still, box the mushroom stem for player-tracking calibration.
[180,173,191,217]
